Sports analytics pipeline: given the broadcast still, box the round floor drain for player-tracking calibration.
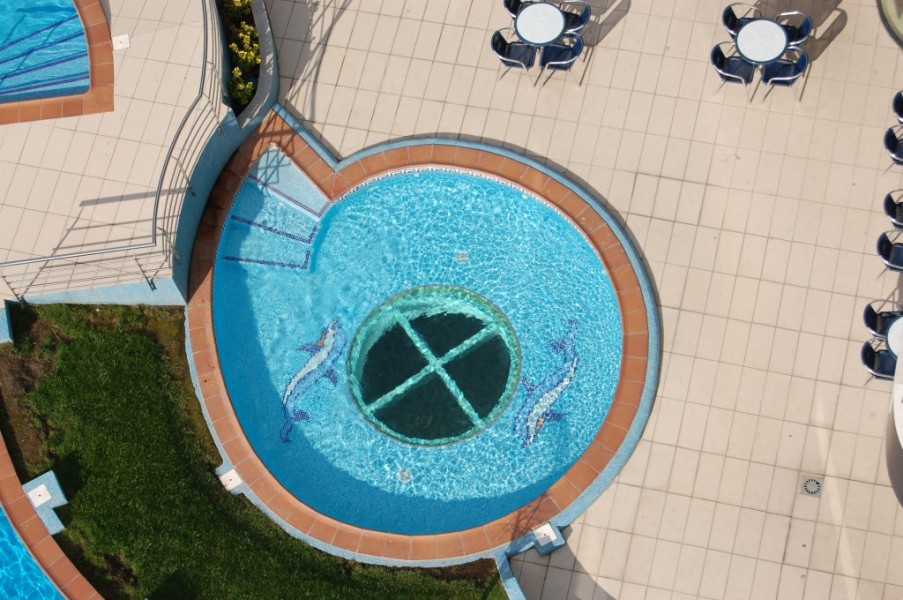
[802,477,823,496]
[397,468,413,483]
[455,251,469,264]
[348,285,521,445]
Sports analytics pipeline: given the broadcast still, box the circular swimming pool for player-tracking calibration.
[212,159,625,536]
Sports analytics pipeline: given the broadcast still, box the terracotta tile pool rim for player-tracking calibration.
[0,0,114,126]
[0,434,100,599]
[185,108,661,565]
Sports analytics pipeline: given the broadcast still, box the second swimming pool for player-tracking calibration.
[0,0,90,103]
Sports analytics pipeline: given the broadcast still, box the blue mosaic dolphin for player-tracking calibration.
[513,320,578,447]
[279,319,347,442]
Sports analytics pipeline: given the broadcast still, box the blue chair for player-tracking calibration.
[885,192,903,227]
[491,29,537,70]
[504,0,525,17]
[886,125,903,164]
[539,33,585,74]
[722,3,762,37]
[864,302,903,338]
[711,43,755,95]
[762,49,808,98]
[778,11,813,47]
[893,91,903,123]
[560,1,591,33]
[862,339,897,380]
[878,232,903,272]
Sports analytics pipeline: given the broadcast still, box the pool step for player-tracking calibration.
[222,254,311,270]
[248,148,330,220]
[220,147,331,272]
[229,215,318,244]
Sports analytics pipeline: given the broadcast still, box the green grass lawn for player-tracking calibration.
[0,304,504,600]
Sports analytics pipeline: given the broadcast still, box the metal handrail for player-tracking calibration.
[0,0,214,271]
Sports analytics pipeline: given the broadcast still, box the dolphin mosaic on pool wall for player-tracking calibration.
[513,320,578,448]
[280,319,347,442]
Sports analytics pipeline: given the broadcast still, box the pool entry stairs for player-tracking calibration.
[221,148,329,271]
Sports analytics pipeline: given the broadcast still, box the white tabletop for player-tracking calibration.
[889,317,903,357]
[515,2,566,46]
[735,19,788,64]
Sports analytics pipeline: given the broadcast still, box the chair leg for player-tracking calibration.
[749,77,760,103]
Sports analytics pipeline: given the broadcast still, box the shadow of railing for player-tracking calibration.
[280,0,354,158]
[0,0,228,301]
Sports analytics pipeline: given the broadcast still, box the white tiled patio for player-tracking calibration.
[265,0,903,598]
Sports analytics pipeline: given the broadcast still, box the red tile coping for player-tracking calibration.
[186,109,652,561]
[0,435,100,599]
[0,0,114,126]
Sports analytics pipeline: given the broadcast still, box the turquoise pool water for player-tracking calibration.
[0,505,60,599]
[0,0,90,103]
[213,150,623,534]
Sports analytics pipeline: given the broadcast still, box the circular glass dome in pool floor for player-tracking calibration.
[348,285,521,446]
[207,152,655,542]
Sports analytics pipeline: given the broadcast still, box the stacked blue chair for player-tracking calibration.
[540,34,585,74]
[862,339,897,380]
[722,3,762,37]
[491,29,537,70]
[762,49,809,94]
[878,232,903,271]
[777,11,813,46]
[885,126,903,164]
[864,303,903,338]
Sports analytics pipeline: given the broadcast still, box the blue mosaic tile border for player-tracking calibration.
[0,302,12,344]
[184,107,662,574]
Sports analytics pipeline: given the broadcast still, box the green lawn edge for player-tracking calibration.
[0,304,505,600]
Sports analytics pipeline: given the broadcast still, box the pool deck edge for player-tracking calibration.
[185,107,659,565]
[0,432,100,599]
[0,0,114,125]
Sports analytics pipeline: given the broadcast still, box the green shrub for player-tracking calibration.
[229,67,256,106]
[224,0,252,20]
[229,21,260,73]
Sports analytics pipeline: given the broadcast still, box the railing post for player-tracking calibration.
[134,256,157,291]
[206,95,225,137]
[0,273,22,302]
[172,156,196,197]
[158,227,182,265]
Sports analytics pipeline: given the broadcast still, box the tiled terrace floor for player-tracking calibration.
[265,0,903,598]
[0,0,202,276]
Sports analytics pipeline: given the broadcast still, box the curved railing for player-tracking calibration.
[0,0,229,301]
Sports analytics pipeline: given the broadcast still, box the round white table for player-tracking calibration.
[888,317,903,357]
[515,2,566,46]
[735,19,788,65]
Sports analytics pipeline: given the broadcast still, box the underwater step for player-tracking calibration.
[247,147,330,219]
[230,215,318,244]
[230,179,319,242]
[222,254,311,270]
